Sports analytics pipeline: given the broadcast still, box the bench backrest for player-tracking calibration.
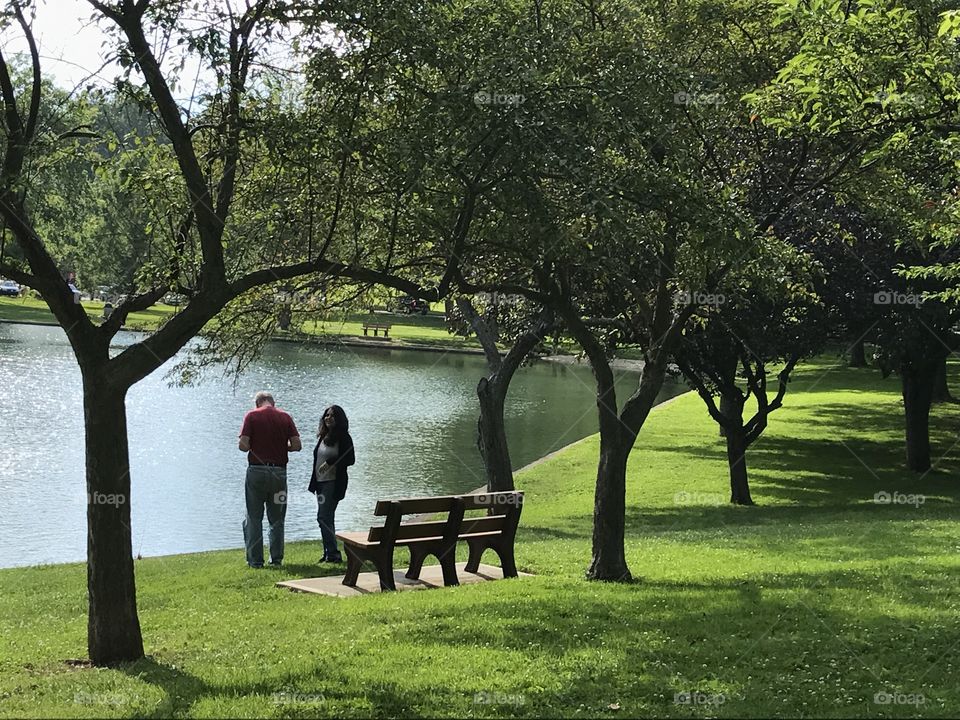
[373,491,522,516]
[368,491,523,545]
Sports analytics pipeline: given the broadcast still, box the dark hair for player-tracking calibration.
[318,404,349,445]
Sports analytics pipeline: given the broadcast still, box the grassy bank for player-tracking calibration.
[2,360,959,717]
[0,297,477,348]
[0,296,176,330]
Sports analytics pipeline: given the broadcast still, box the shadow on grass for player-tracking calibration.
[635,396,960,509]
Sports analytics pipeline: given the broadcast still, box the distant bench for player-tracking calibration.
[361,321,392,337]
[337,491,524,591]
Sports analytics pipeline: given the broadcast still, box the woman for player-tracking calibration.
[307,404,355,563]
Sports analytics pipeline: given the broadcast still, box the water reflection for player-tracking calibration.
[0,323,683,567]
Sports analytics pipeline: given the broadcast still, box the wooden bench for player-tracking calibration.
[361,321,392,337]
[337,491,523,591]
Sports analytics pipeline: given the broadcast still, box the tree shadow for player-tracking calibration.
[393,563,960,716]
[633,396,960,511]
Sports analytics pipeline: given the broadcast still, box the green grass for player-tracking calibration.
[0,296,176,330]
[2,360,960,717]
[301,311,480,348]
[0,297,479,348]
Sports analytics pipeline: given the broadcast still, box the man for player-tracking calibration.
[238,391,302,568]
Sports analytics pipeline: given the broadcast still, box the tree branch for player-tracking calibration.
[676,355,728,427]
[456,297,502,369]
[92,0,226,288]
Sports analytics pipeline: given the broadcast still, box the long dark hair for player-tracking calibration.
[318,404,349,445]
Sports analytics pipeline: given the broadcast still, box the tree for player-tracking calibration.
[453,0,852,580]
[451,295,554,492]
[675,243,822,504]
[0,0,452,664]
[747,0,960,471]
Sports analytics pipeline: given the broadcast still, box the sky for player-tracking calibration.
[1,0,300,99]
[11,0,119,91]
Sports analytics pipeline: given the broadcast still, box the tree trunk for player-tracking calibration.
[717,353,739,438]
[718,393,736,438]
[902,365,934,473]
[83,375,144,665]
[476,376,514,492]
[848,338,867,368]
[587,431,632,582]
[725,429,754,506]
[720,394,754,505]
[932,357,953,404]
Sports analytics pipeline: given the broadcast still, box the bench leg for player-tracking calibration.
[496,542,518,578]
[438,550,459,587]
[406,546,427,580]
[384,330,389,337]
[464,538,486,573]
[363,328,368,336]
[373,553,397,591]
[342,546,363,586]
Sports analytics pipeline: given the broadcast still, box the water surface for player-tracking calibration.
[0,323,683,567]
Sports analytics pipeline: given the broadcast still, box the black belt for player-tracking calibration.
[250,462,286,468]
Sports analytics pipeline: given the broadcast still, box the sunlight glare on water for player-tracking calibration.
[0,323,683,567]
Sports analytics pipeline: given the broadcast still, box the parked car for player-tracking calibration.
[0,279,20,297]
[162,293,186,306]
[396,295,429,315]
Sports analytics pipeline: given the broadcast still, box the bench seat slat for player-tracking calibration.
[337,529,503,548]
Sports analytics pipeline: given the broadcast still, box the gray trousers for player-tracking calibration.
[242,465,287,566]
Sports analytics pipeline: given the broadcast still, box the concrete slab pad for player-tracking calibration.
[276,562,530,597]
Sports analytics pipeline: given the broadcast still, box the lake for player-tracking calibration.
[0,323,684,567]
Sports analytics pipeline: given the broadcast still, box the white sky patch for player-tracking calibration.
[1,0,306,102]
[10,0,122,91]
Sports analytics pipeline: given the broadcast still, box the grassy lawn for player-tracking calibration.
[0,296,176,330]
[302,311,480,348]
[2,360,960,717]
[0,297,477,348]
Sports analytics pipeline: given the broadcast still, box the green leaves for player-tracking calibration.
[937,9,960,38]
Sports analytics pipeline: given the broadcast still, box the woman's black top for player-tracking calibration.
[307,432,355,501]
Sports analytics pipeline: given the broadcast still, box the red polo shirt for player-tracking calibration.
[240,405,299,466]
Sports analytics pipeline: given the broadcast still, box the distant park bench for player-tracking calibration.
[338,490,524,591]
[361,321,392,337]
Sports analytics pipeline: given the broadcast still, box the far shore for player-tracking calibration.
[0,316,648,370]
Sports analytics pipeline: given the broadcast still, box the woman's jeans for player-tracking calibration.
[315,481,341,558]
